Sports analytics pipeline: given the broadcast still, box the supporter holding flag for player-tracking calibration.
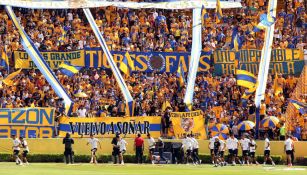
[0,48,9,72]
[216,0,223,23]
[119,51,135,76]
[176,63,185,89]
[58,62,82,77]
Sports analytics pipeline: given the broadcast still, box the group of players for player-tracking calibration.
[208,133,295,167]
[11,132,295,167]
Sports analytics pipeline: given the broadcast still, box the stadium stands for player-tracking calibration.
[0,0,306,140]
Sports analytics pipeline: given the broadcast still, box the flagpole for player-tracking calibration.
[83,8,134,116]
[183,7,202,110]
[254,0,277,138]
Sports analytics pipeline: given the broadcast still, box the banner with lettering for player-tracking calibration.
[58,116,161,138]
[14,50,84,69]
[14,49,212,72]
[170,110,206,139]
[0,108,55,138]
[84,48,212,73]
[214,49,304,75]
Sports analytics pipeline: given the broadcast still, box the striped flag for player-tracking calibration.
[289,99,306,115]
[201,5,209,25]
[176,63,185,88]
[253,13,276,32]
[119,51,135,76]
[58,62,82,77]
[0,48,9,72]
[236,69,257,88]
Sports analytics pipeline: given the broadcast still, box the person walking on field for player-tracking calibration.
[147,133,156,164]
[284,135,294,167]
[63,133,74,164]
[263,133,275,166]
[86,134,101,164]
[11,135,22,165]
[134,134,144,164]
[19,137,29,165]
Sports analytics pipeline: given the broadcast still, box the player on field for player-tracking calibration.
[191,134,201,164]
[284,135,294,167]
[228,133,241,166]
[213,137,221,167]
[240,134,251,165]
[87,134,101,164]
[147,133,156,164]
[208,133,215,164]
[19,137,29,165]
[219,138,226,166]
[11,135,22,165]
[263,133,275,166]
[226,135,233,164]
[182,133,193,164]
[117,135,128,165]
[249,136,259,165]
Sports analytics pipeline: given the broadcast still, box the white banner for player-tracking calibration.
[0,0,241,9]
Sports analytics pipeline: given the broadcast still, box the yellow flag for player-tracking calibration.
[3,69,22,86]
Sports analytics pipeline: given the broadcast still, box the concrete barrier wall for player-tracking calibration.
[0,139,306,160]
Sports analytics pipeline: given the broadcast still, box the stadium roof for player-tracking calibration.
[0,0,241,10]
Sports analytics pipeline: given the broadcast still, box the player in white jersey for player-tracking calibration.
[147,134,156,164]
[117,135,128,165]
[86,134,101,164]
[226,135,233,164]
[191,134,201,164]
[229,133,241,166]
[11,135,22,165]
[263,133,275,166]
[19,137,29,165]
[249,135,259,165]
[219,138,226,166]
[182,134,193,164]
[208,134,215,164]
[284,135,294,167]
[240,135,251,165]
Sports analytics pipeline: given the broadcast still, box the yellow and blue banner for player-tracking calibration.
[58,116,161,138]
[216,0,223,23]
[170,110,206,139]
[236,69,257,88]
[0,108,54,138]
[214,49,304,75]
[119,51,135,76]
[289,99,306,115]
[2,68,22,86]
[242,85,257,99]
[201,4,209,24]
[58,61,82,77]
[0,49,9,72]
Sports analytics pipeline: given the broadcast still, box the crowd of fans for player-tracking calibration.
[0,0,306,140]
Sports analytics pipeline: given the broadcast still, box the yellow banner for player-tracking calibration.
[14,50,84,69]
[0,108,55,138]
[58,116,161,138]
[170,110,206,139]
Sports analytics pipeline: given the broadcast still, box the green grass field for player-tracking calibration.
[0,163,306,175]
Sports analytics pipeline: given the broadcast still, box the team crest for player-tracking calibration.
[180,118,194,132]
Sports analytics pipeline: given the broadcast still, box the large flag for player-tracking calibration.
[58,62,82,77]
[176,63,185,88]
[236,69,257,88]
[0,49,9,72]
[119,51,135,76]
[2,69,22,86]
[289,99,306,115]
[201,4,209,25]
[216,0,223,23]
[58,27,67,44]
[253,13,276,32]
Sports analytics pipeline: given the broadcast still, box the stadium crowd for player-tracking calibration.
[0,0,306,140]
